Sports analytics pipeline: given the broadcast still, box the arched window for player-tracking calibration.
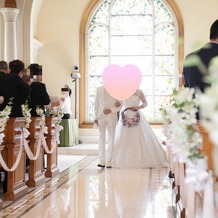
[80,0,183,127]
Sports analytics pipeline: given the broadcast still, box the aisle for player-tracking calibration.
[0,155,175,218]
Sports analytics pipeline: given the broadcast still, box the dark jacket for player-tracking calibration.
[183,42,218,93]
[0,72,30,117]
[29,82,50,116]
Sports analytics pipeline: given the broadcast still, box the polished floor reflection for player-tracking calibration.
[0,153,175,218]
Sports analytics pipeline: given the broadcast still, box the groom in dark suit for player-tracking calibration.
[183,19,218,93]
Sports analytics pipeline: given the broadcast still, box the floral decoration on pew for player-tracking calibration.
[21,102,32,142]
[161,87,204,161]
[50,105,63,145]
[21,102,31,140]
[51,105,63,126]
[183,57,217,218]
[37,105,63,154]
[199,58,218,146]
[161,87,211,200]
[0,99,26,171]
[36,107,46,129]
[0,99,12,144]
[21,104,45,161]
[198,57,218,176]
[21,103,32,128]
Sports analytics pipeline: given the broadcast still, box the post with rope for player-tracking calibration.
[44,117,59,178]
[2,118,28,201]
[0,145,4,208]
[26,117,45,187]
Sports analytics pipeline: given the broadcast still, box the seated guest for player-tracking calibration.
[27,63,50,116]
[0,60,30,117]
[61,87,72,119]
[0,60,9,74]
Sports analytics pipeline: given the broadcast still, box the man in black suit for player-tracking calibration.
[27,63,50,116]
[183,20,218,119]
[183,19,218,93]
[0,60,30,117]
[0,60,9,74]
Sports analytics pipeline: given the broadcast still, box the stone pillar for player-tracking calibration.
[0,8,19,62]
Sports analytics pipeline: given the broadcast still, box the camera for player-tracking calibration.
[71,65,81,79]
[73,65,79,72]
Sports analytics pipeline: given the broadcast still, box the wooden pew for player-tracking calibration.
[0,145,4,208]
[44,117,59,178]
[2,118,28,201]
[26,117,45,187]
[197,122,214,171]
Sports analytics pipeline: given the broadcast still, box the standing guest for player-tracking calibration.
[27,63,50,116]
[0,60,30,117]
[0,60,9,74]
[0,61,8,104]
[61,87,72,119]
[9,59,26,78]
[0,60,30,193]
[183,19,218,93]
[183,20,218,119]
[94,85,122,168]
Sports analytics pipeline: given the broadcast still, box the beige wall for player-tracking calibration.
[1,0,217,135]
[36,0,89,98]
[176,0,218,54]
[34,0,90,125]
[35,0,218,120]
[36,0,218,91]
[34,0,218,136]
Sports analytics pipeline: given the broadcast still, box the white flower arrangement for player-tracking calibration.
[161,87,203,160]
[22,103,32,129]
[160,104,172,139]
[199,57,218,146]
[0,104,12,133]
[0,100,12,144]
[52,106,63,125]
[36,107,46,128]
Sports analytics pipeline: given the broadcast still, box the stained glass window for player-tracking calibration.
[86,0,179,123]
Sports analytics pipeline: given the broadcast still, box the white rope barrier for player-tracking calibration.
[0,126,61,171]
[23,128,42,161]
[0,133,23,171]
[42,124,63,154]
[0,115,63,171]
[0,133,5,145]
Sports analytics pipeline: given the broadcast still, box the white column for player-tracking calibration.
[32,38,43,63]
[0,8,19,62]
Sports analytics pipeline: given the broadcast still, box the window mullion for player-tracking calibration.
[151,0,155,121]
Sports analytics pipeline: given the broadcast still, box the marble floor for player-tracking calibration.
[0,127,176,218]
[0,155,175,218]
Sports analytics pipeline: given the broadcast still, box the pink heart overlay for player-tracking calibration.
[102,64,141,100]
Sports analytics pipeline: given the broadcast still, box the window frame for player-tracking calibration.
[79,0,184,128]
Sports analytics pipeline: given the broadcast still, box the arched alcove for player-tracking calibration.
[79,0,184,128]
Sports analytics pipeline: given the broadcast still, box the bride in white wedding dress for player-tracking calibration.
[112,89,168,168]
